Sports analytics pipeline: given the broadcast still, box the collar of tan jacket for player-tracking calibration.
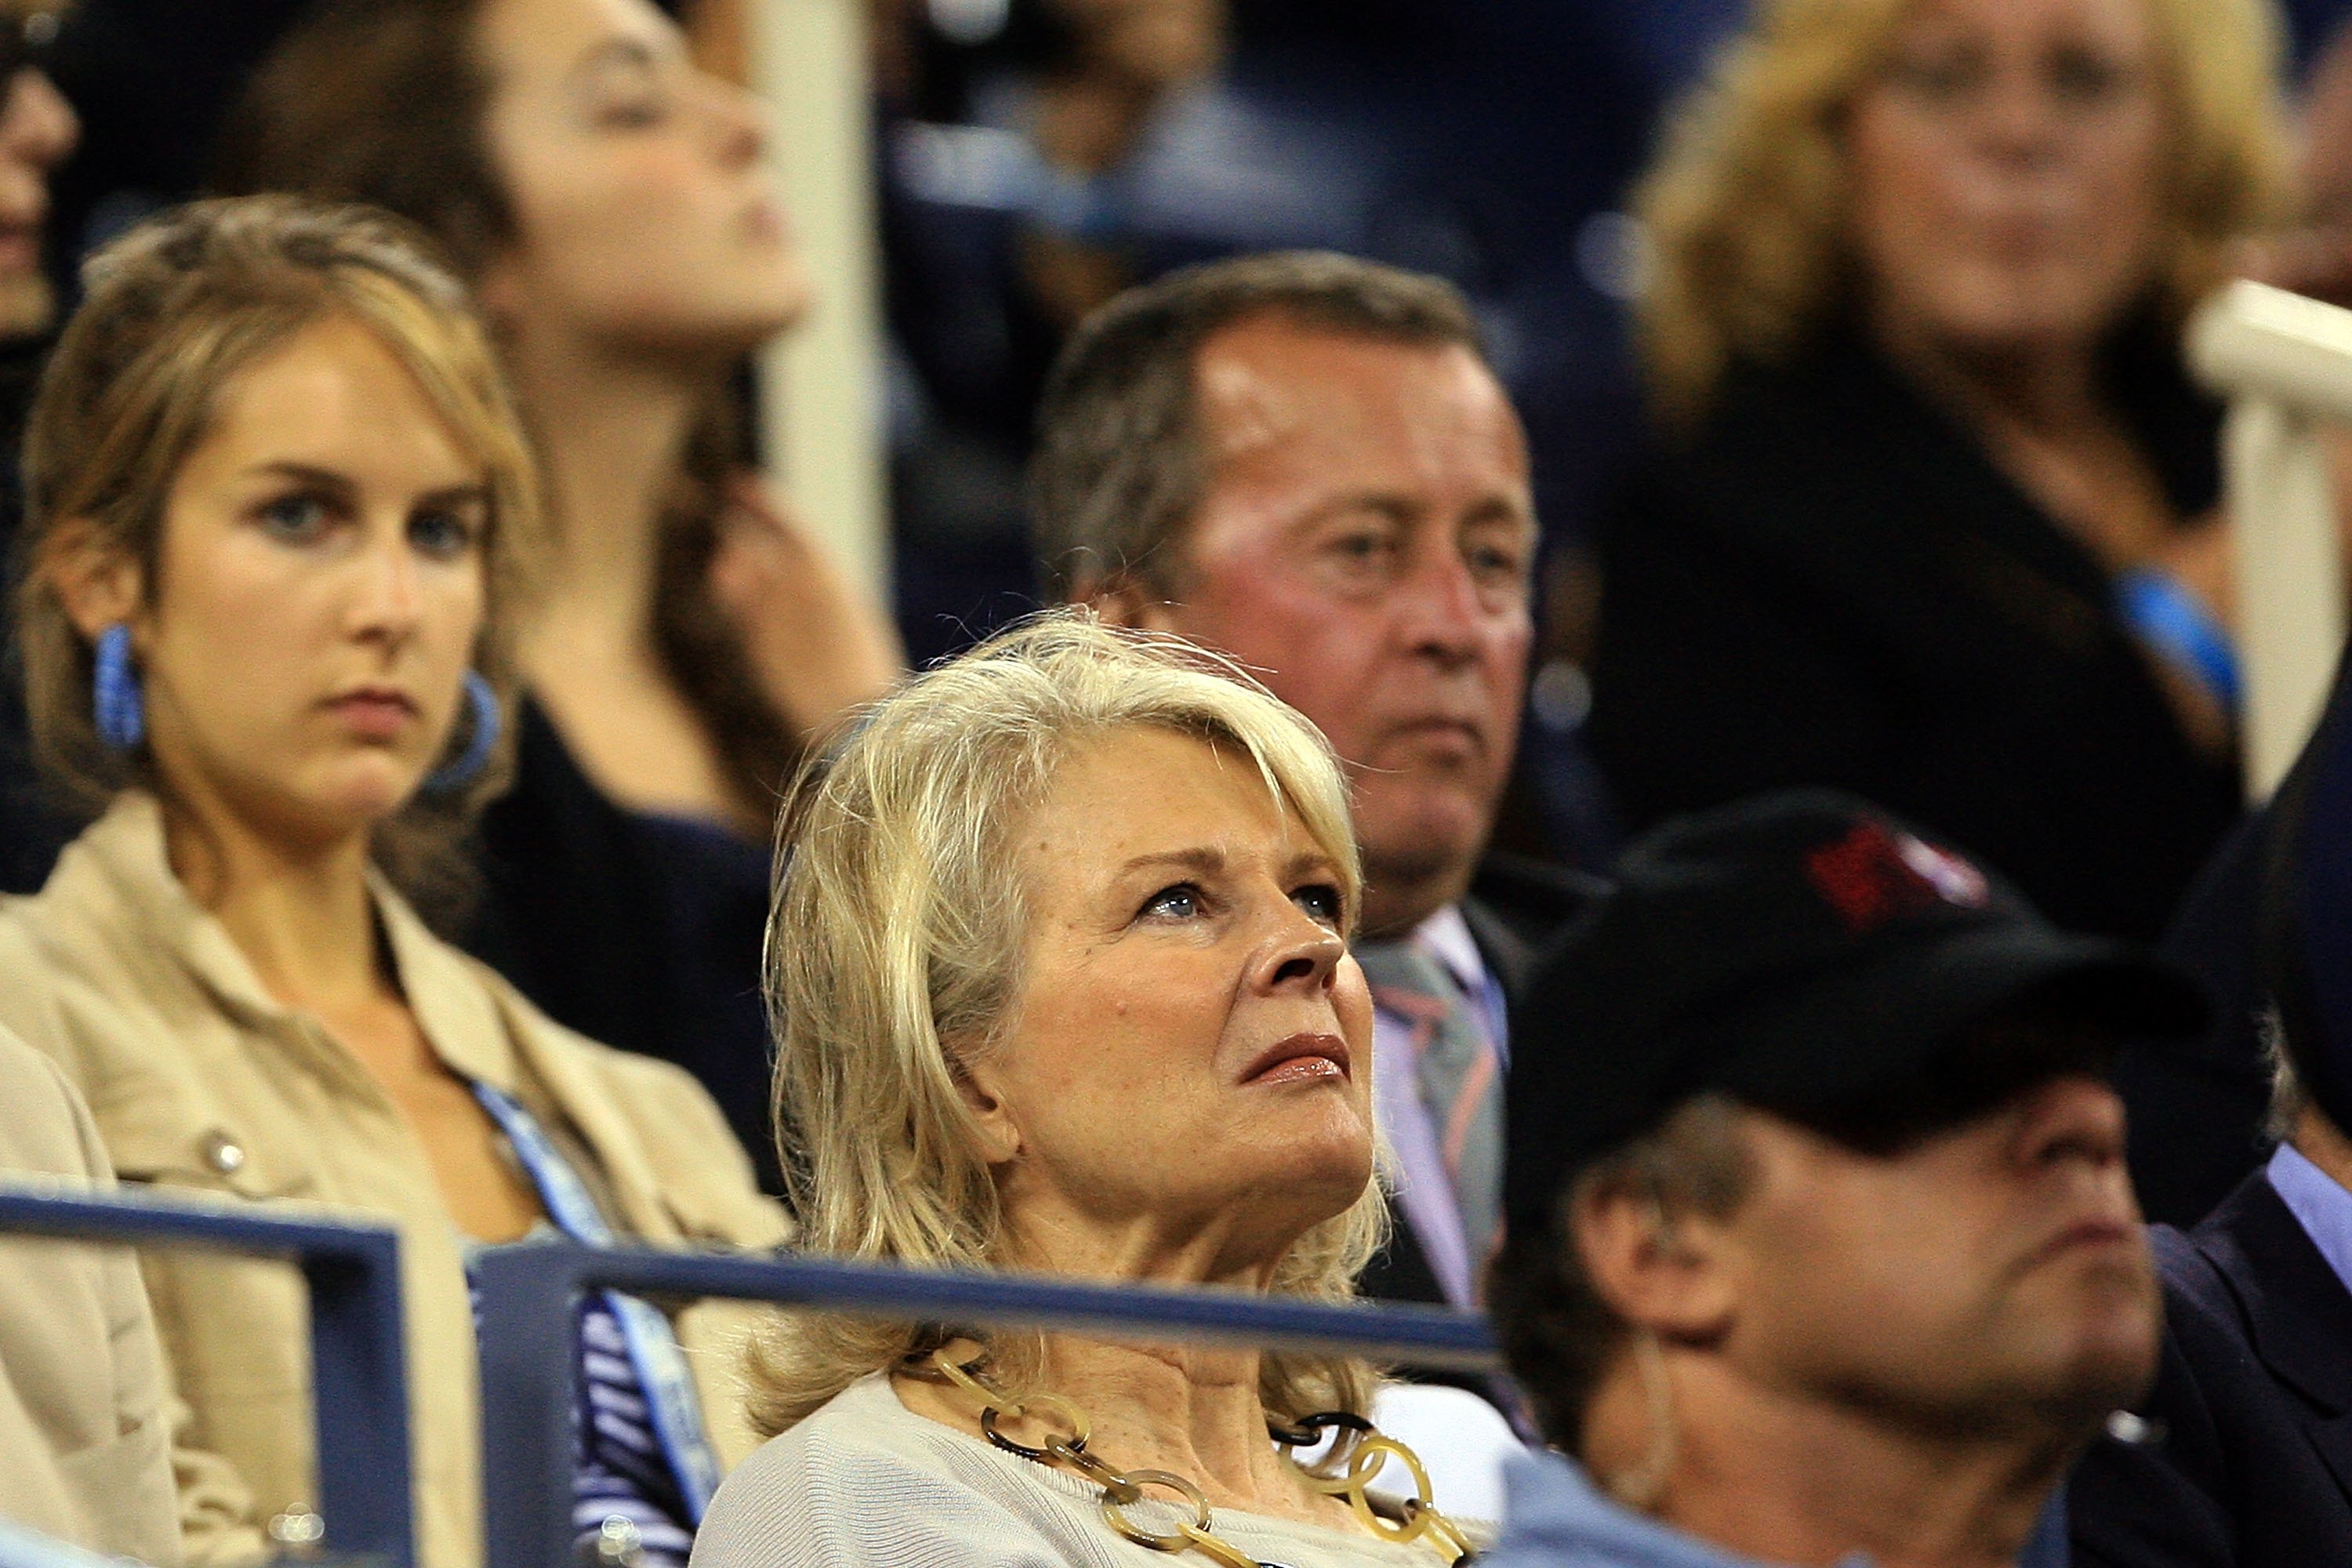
[54,792,528,1100]
[53,793,782,1251]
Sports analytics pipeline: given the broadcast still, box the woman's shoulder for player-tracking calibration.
[697,1376,1470,1568]
[694,1374,1077,1568]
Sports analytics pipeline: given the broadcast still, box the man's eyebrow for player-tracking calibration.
[1288,492,1420,532]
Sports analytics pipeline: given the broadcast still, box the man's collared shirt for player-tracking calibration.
[2267,1142,2352,1294]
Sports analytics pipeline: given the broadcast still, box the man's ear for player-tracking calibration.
[42,521,143,641]
[946,1038,1023,1167]
[1572,1183,1741,1342]
[1086,575,1182,633]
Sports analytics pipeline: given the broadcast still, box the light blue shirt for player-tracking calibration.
[1479,1451,1867,1568]
[2267,1142,2352,1294]
[1481,1445,2072,1566]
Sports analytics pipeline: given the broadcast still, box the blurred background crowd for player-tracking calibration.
[13,0,2352,1563]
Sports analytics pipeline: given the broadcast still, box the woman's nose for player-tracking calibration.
[704,78,766,169]
[350,534,423,643]
[2,71,78,171]
[1256,914,1346,993]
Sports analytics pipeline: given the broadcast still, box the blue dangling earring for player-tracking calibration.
[423,671,502,797]
[93,623,144,751]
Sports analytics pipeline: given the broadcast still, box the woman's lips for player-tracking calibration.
[327,692,417,742]
[1241,1033,1351,1086]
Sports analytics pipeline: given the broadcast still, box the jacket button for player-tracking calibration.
[201,1131,246,1177]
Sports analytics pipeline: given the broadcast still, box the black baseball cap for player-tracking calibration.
[1501,790,2208,1236]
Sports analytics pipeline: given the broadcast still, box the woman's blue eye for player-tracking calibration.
[260,493,330,540]
[1142,884,1203,920]
[409,508,477,560]
[1293,884,1344,926]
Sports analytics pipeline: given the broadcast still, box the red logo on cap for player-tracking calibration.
[1803,822,1989,933]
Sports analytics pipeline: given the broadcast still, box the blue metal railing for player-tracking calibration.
[0,1182,412,1568]
[474,1243,1500,1568]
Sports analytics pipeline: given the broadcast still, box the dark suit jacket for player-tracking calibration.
[2070,1171,2352,1566]
[1587,327,2239,943]
[1354,852,1606,1308]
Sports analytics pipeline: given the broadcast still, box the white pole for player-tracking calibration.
[750,0,891,597]
[2186,280,2352,799]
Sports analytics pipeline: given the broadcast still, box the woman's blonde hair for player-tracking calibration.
[747,611,1386,1437]
[15,194,539,915]
[1635,0,2292,423]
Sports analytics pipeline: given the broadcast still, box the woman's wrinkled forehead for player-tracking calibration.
[1007,723,1352,898]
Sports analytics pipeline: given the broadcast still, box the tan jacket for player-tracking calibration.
[0,795,791,1568]
[0,972,181,1566]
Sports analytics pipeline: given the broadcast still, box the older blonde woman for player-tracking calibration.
[1585,0,2288,946]
[0,197,784,1568]
[692,615,1472,1567]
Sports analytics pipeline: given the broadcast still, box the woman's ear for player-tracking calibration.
[946,1038,1023,1166]
[42,521,143,641]
[472,249,528,331]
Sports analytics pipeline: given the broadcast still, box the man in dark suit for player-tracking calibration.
[2067,1058,2352,1566]
[1032,251,1602,1308]
[2070,636,2352,1566]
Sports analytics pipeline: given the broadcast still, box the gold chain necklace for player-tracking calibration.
[922,1348,1475,1566]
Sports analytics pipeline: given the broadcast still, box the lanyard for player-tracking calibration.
[470,1080,724,1522]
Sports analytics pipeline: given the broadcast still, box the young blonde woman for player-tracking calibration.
[0,196,786,1568]
[209,0,905,1183]
[1585,0,2289,946]
[693,614,1475,1568]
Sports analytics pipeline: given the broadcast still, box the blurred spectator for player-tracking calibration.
[702,613,1476,1568]
[2073,648,2352,1563]
[1484,791,2203,1568]
[1585,0,2292,942]
[0,959,178,1566]
[0,0,83,894]
[213,0,906,1190]
[2112,9,2352,1237]
[877,0,1230,658]
[0,198,785,1568]
[1033,252,1605,1309]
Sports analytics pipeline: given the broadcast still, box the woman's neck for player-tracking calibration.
[1872,307,2108,441]
[159,790,383,1016]
[502,326,705,644]
[1033,1336,1305,1512]
[898,1198,1348,1523]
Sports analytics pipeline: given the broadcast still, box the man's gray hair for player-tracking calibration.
[1028,250,1486,602]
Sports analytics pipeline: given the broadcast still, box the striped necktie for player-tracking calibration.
[1356,938,1503,1278]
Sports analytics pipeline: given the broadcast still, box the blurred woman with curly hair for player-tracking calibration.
[1588,0,2290,943]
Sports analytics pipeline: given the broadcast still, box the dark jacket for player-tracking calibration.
[2069,1171,2352,1566]
[1587,328,2240,942]
[1356,852,1606,1307]
[463,700,781,1193]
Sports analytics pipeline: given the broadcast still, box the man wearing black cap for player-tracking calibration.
[1481,790,2205,1568]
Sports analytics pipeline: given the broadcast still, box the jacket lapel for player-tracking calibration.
[2203,1175,2352,1503]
